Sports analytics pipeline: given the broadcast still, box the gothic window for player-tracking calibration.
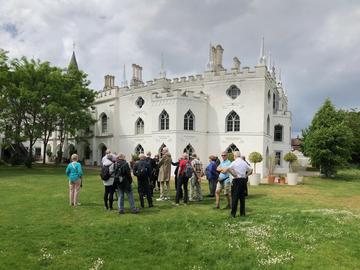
[136,97,145,108]
[159,110,169,130]
[135,144,144,155]
[274,125,283,142]
[226,111,240,132]
[159,143,166,158]
[273,93,279,113]
[266,147,270,169]
[101,113,108,133]
[226,85,241,99]
[183,144,195,157]
[266,115,270,135]
[226,143,239,153]
[275,151,281,166]
[184,110,195,131]
[135,118,144,134]
[268,90,271,104]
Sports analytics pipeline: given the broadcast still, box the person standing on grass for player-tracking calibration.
[175,153,191,205]
[145,151,156,196]
[241,156,250,196]
[114,154,139,214]
[152,154,160,193]
[133,153,153,208]
[189,153,203,202]
[102,153,115,210]
[205,155,219,197]
[215,151,232,209]
[172,157,182,198]
[157,147,172,201]
[66,154,83,207]
[222,151,252,217]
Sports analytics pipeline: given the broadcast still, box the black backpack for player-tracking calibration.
[136,161,148,178]
[100,164,112,181]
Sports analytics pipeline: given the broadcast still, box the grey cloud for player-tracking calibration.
[1,0,359,136]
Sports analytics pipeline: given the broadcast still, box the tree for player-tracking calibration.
[302,99,353,177]
[283,152,298,172]
[55,66,96,163]
[343,109,360,164]
[248,152,263,174]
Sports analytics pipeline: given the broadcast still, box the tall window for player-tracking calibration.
[266,115,270,135]
[135,118,144,134]
[226,85,241,99]
[101,114,108,133]
[226,143,239,153]
[183,144,195,157]
[135,144,144,155]
[275,151,281,166]
[226,111,240,132]
[268,90,271,104]
[159,110,169,130]
[274,125,283,142]
[184,110,195,130]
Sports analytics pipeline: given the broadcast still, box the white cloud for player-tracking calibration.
[0,0,360,133]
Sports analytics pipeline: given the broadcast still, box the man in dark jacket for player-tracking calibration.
[114,154,139,214]
[133,153,153,208]
[145,151,156,196]
[205,155,219,197]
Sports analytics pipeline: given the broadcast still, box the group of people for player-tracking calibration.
[65,147,253,217]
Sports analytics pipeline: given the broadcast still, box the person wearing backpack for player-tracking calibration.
[65,154,83,207]
[113,153,139,214]
[175,153,192,205]
[101,153,115,210]
[133,153,153,208]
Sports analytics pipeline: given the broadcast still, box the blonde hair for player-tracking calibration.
[71,154,78,162]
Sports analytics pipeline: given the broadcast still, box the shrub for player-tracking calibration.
[284,152,298,172]
[248,152,263,174]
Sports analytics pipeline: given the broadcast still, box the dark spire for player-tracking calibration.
[68,51,79,71]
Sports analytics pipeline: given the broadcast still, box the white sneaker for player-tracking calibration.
[156,198,164,201]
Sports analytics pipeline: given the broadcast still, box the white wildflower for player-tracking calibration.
[89,258,104,270]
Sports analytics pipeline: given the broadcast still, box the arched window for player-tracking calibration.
[184,110,195,131]
[159,110,169,130]
[135,118,144,134]
[159,143,166,158]
[226,111,240,132]
[183,144,195,157]
[268,90,271,104]
[135,144,144,155]
[226,85,241,99]
[226,143,239,153]
[266,115,270,135]
[136,97,145,108]
[274,124,283,142]
[101,114,108,133]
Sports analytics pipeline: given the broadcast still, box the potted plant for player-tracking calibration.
[248,152,263,186]
[284,152,298,185]
[267,155,276,184]
[279,174,286,185]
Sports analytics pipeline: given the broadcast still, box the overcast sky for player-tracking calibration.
[1,0,359,135]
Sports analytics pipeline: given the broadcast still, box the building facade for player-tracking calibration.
[55,41,290,178]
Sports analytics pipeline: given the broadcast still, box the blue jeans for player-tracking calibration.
[117,186,136,211]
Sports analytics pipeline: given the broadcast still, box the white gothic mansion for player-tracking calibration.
[5,40,292,177]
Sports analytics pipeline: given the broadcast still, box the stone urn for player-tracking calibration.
[287,173,298,185]
[249,173,261,186]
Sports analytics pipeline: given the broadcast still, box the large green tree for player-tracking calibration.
[302,99,353,177]
[343,109,360,163]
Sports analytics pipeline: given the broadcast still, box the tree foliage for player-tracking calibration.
[0,50,96,167]
[302,99,353,177]
[248,152,263,174]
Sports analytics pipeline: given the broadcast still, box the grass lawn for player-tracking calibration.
[1,165,360,270]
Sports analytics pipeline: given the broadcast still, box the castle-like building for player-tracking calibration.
[76,40,292,177]
[3,40,291,177]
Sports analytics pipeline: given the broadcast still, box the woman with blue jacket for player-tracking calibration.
[66,154,83,206]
